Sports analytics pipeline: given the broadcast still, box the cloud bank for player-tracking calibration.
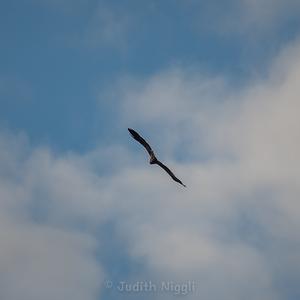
[1,39,300,300]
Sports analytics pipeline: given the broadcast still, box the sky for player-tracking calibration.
[0,1,300,299]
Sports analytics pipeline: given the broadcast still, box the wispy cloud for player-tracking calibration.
[189,0,300,36]
[80,3,132,50]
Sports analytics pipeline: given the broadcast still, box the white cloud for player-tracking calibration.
[103,38,300,299]
[0,223,100,300]
[0,133,104,300]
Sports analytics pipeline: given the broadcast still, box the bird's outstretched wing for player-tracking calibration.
[128,128,186,187]
[128,128,154,157]
[156,160,186,187]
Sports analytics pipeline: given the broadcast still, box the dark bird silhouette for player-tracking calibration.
[128,128,186,187]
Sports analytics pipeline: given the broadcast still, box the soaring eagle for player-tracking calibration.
[128,128,186,187]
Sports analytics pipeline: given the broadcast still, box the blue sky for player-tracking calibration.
[1,1,300,300]
[2,0,300,152]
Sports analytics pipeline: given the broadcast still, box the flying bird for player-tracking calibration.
[128,128,186,187]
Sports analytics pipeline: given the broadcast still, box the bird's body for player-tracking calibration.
[128,128,186,187]
[149,153,157,164]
